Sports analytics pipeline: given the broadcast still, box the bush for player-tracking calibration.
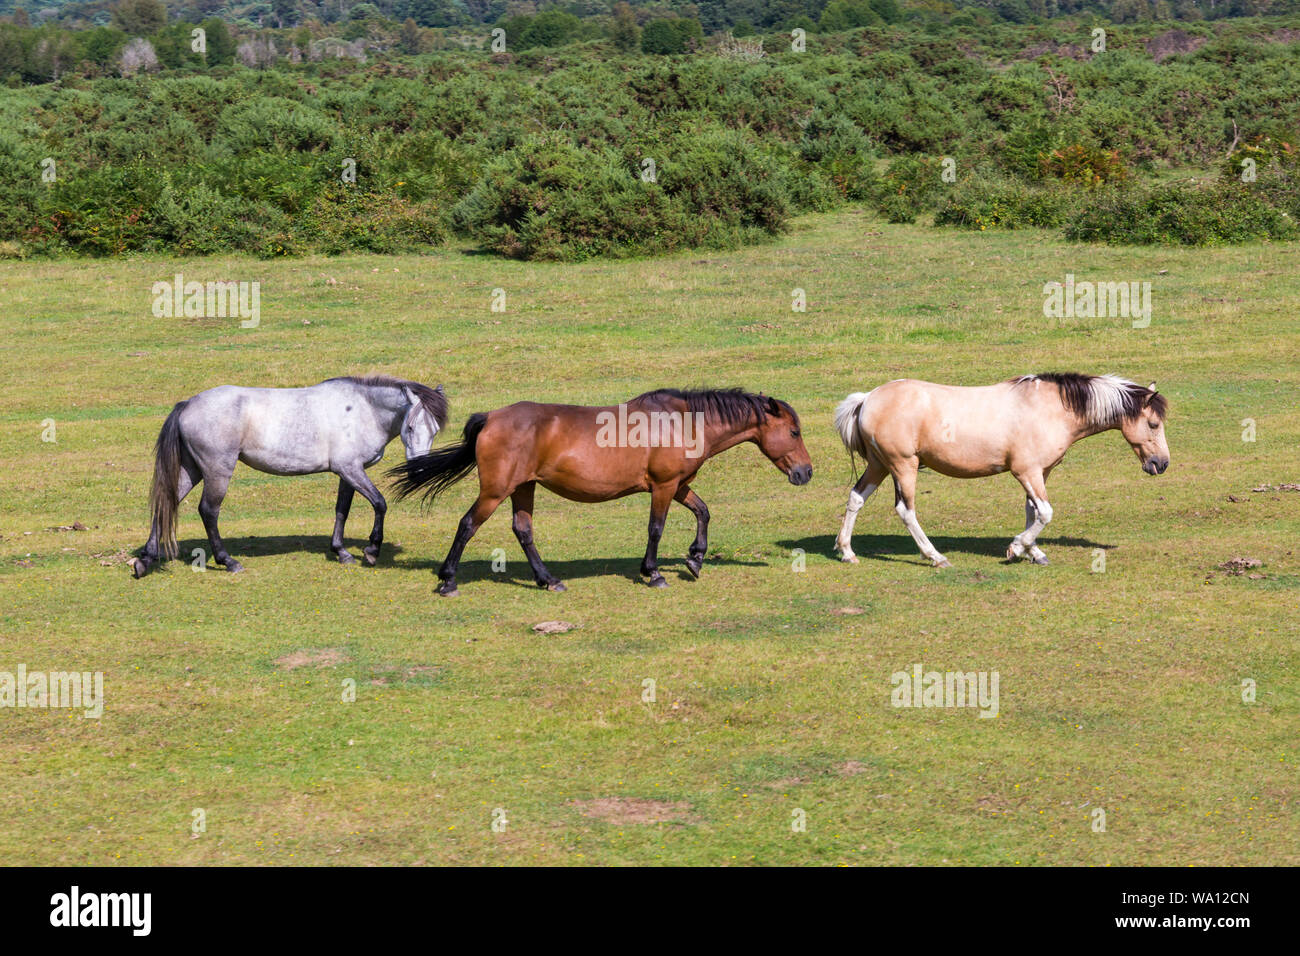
[1064,181,1298,245]
[934,177,1080,230]
[867,155,945,223]
[451,130,789,260]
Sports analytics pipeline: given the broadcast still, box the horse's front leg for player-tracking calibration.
[674,485,709,578]
[1007,470,1052,565]
[641,484,676,588]
[330,478,357,564]
[337,467,387,566]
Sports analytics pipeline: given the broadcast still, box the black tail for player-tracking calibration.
[388,412,487,503]
[150,400,189,559]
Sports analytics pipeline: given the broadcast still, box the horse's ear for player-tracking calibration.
[402,385,419,408]
[1148,381,1157,392]
[434,384,444,393]
[765,396,781,417]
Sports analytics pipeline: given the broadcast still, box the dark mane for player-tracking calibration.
[632,387,799,428]
[1010,372,1167,425]
[329,375,448,428]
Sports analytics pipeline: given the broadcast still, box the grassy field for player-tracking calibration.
[1,210,1296,866]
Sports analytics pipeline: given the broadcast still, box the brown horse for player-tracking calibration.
[833,373,1170,567]
[390,388,812,595]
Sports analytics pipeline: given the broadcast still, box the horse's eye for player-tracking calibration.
[1149,421,1159,430]
[791,429,800,438]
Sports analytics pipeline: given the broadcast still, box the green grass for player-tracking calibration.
[1,211,1296,865]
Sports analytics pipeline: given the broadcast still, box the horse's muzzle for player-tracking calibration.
[1143,458,1169,475]
[788,464,813,486]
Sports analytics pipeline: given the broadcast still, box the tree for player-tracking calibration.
[79,25,129,67]
[670,17,703,50]
[400,17,423,53]
[611,1,638,52]
[201,16,235,65]
[641,18,681,53]
[119,35,160,74]
[111,0,168,35]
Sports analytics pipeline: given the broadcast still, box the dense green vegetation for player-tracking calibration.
[2,7,1299,257]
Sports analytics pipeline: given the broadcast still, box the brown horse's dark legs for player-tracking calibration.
[674,485,709,578]
[438,494,503,596]
[510,482,565,591]
[330,478,356,564]
[197,474,242,573]
[640,485,676,588]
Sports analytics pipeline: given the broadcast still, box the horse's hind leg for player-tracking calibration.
[335,465,386,566]
[197,471,242,573]
[674,485,709,578]
[892,461,950,568]
[510,482,565,592]
[438,492,505,597]
[1007,469,1052,564]
[329,478,357,565]
[134,458,200,578]
[836,455,887,564]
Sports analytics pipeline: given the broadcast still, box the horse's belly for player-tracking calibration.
[538,479,643,503]
[238,448,329,476]
[921,452,1007,479]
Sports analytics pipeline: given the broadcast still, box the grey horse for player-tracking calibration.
[132,375,447,577]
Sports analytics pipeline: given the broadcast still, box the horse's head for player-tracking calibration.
[1119,382,1169,475]
[400,384,444,459]
[755,396,813,485]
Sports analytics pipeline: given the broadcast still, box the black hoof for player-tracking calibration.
[684,558,702,579]
[437,581,459,597]
[546,581,567,592]
[131,558,150,579]
[335,550,356,565]
[225,560,244,574]
[362,549,378,567]
[647,574,668,589]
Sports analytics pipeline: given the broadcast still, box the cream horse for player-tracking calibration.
[833,373,1170,567]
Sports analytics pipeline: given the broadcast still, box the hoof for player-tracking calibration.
[437,581,459,597]
[546,581,568,592]
[840,553,860,564]
[362,550,378,567]
[335,550,356,565]
[224,560,244,574]
[684,559,702,579]
[131,558,149,579]
[933,558,952,569]
[1031,553,1050,566]
[647,574,668,589]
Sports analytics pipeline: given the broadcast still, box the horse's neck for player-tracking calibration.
[361,384,408,435]
[702,419,758,458]
[1067,412,1116,444]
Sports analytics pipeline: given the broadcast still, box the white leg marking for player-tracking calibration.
[895,500,948,567]
[836,483,877,562]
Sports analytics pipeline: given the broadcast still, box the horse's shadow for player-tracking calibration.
[176,534,405,562]
[777,533,1115,566]
[393,553,767,586]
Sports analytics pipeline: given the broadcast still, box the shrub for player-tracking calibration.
[451,130,789,260]
[934,178,1080,230]
[1064,181,1297,245]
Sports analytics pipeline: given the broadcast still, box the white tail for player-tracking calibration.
[834,391,872,459]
